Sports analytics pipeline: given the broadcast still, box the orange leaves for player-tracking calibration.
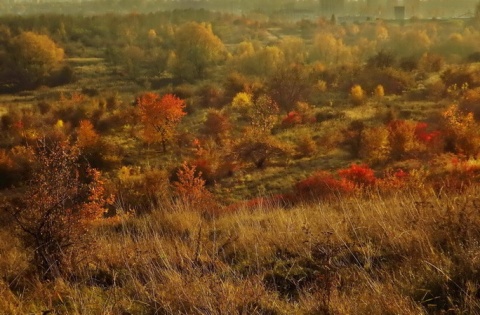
[137,92,186,150]
[173,162,218,216]
[173,162,208,202]
[82,168,113,222]
[76,120,100,150]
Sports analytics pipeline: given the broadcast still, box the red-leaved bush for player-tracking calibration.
[338,164,376,187]
[295,170,356,201]
[414,122,441,145]
[294,164,414,202]
[281,105,317,128]
[282,111,303,127]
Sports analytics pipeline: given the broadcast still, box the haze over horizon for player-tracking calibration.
[1,0,479,19]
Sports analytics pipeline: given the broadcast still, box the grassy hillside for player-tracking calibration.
[1,186,480,314]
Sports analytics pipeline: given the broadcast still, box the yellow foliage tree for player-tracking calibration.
[375,85,385,98]
[172,22,226,80]
[442,104,480,157]
[360,126,391,164]
[231,92,253,109]
[312,33,351,65]
[350,84,366,105]
[9,31,64,88]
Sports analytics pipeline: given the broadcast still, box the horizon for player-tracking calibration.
[1,0,479,19]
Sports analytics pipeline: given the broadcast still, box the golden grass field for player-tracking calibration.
[1,185,480,314]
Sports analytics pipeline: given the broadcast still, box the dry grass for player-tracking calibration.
[2,186,480,314]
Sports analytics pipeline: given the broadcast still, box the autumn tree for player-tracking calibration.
[229,93,279,135]
[387,120,425,160]
[173,162,217,215]
[4,31,65,90]
[137,93,186,152]
[228,94,287,168]
[233,134,292,169]
[442,104,480,157]
[374,84,385,98]
[170,22,226,80]
[248,94,280,136]
[203,109,231,141]
[231,91,253,114]
[278,36,307,64]
[229,42,285,78]
[4,140,110,279]
[76,120,100,150]
[350,84,366,105]
[247,45,285,77]
[75,119,110,169]
[388,29,432,58]
[268,63,313,110]
[360,125,391,164]
[311,33,351,65]
[228,41,256,75]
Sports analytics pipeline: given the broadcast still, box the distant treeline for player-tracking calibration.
[3,7,480,91]
[0,0,478,19]
[2,0,315,16]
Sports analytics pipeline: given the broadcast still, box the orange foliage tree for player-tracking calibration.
[76,119,100,150]
[75,119,111,169]
[137,93,186,152]
[5,140,111,279]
